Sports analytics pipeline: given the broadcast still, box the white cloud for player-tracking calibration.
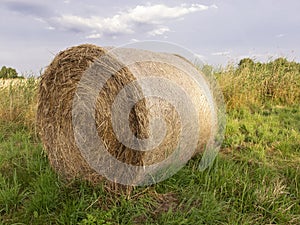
[148,27,170,36]
[211,51,231,56]
[55,14,133,34]
[86,33,102,39]
[49,3,215,38]
[125,4,210,24]
[275,33,287,38]
[46,26,55,30]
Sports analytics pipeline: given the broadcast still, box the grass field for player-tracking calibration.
[0,58,299,224]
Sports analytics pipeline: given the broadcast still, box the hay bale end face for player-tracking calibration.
[37,44,217,186]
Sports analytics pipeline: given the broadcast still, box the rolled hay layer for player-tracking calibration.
[37,44,219,186]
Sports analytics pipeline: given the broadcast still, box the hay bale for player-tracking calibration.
[37,44,217,186]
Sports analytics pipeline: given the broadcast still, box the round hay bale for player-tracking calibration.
[37,44,218,186]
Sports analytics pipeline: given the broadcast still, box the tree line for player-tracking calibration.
[0,66,24,79]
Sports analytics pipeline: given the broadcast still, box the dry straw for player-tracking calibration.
[37,44,217,188]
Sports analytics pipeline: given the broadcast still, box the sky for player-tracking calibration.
[1,0,300,75]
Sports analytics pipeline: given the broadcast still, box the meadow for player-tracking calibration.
[0,58,299,224]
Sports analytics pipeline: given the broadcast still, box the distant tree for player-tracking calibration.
[273,57,289,66]
[0,66,19,79]
[269,57,300,74]
[238,58,255,69]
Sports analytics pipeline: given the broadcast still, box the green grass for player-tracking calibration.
[0,58,300,224]
[1,106,299,224]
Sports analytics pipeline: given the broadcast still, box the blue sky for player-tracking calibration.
[1,0,300,74]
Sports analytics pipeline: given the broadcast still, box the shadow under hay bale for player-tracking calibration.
[37,44,218,189]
